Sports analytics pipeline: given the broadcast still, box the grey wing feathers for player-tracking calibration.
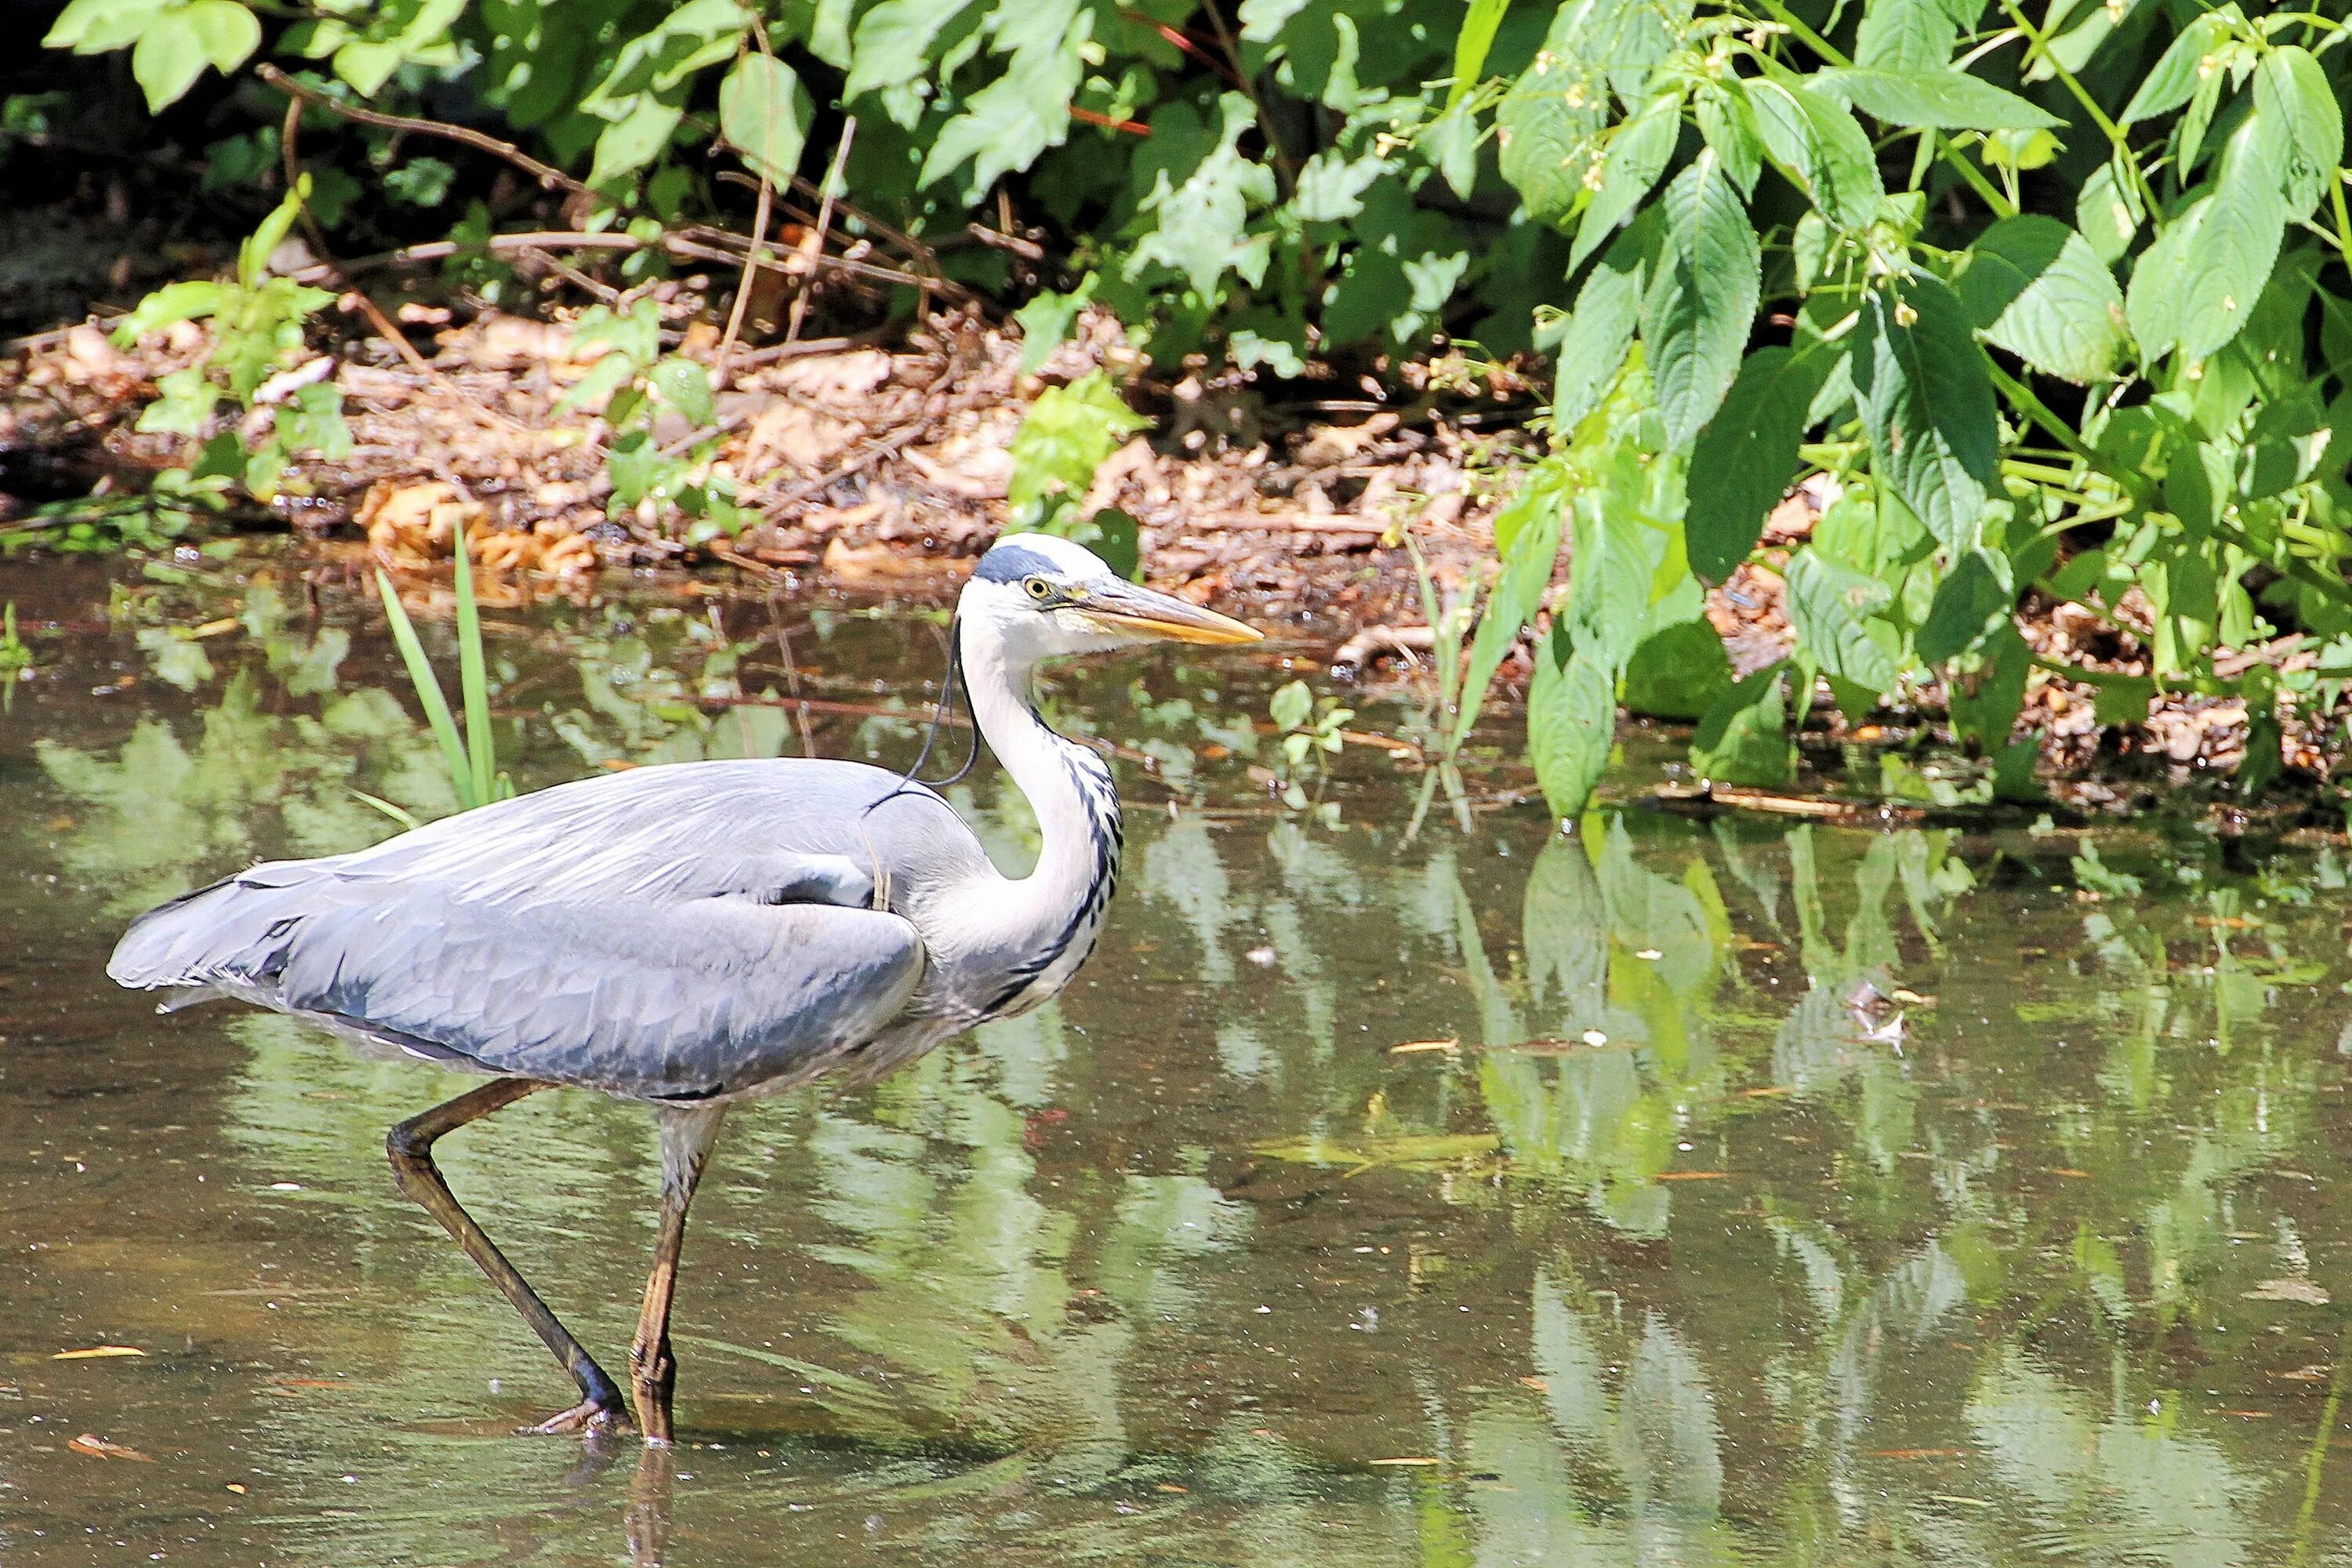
[111,869,922,1099]
[105,760,953,1100]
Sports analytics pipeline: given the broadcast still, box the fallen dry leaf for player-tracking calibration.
[53,1345,147,1360]
[743,400,859,476]
[358,479,485,564]
[69,1434,154,1461]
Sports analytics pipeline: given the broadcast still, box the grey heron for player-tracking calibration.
[107,532,1260,1443]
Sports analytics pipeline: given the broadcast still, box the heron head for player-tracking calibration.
[960,532,1261,656]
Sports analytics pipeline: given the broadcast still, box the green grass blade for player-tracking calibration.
[452,533,496,809]
[375,568,476,810]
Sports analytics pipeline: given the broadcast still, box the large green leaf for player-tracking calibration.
[1568,93,1680,274]
[1854,277,2000,550]
[1127,94,1279,301]
[1915,546,2013,662]
[45,0,169,52]
[2254,45,2341,223]
[844,0,979,101]
[1686,345,1835,580]
[1947,619,2029,750]
[1814,66,2057,130]
[1462,459,1570,731]
[2125,116,2287,362]
[2118,9,2235,124]
[1623,617,1735,719]
[920,0,1087,191]
[1495,42,1609,224]
[1748,77,1885,231]
[1853,0,1973,70]
[1784,549,1898,694]
[1552,215,1654,433]
[1691,663,1793,786]
[1527,626,1619,819]
[1954,216,2129,383]
[719,54,813,185]
[1641,152,1760,452]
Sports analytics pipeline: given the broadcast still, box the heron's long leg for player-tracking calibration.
[630,1104,726,1445]
[385,1077,628,1435]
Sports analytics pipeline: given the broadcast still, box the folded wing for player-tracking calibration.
[111,854,924,1102]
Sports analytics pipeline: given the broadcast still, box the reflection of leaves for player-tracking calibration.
[35,673,441,911]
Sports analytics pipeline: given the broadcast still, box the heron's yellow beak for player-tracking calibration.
[1077,582,1263,645]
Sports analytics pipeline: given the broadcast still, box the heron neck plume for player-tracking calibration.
[952,614,1122,1016]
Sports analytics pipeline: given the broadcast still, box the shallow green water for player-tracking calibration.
[2,552,2350,1567]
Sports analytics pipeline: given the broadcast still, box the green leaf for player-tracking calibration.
[1947,619,2029,752]
[1814,67,2059,130]
[844,0,979,100]
[332,39,405,96]
[920,0,1087,191]
[376,569,476,811]
[45,0,169,52]
[114,280,226,343]
[1642,152,1760,452]
[649,357,715,428]
[588,93,685,187]
[1014,274,1096,375]
[131,9,209,111]
[135,366,220,437]
[1495,44,1608,226]
[238,185,308,289]
[1915,546,2013,662]
[720,54,813,186]
[1462,462,1570,729]
[1127,93,1278,302]
[1691,663,1793,786]
[1552,215,1652,432]
[1853,0,1973,70]
[1955,215,2129,383]
[1446,0,1512,110]
[1748,78,1884,231]
[2074,159,2141,265]
[184,0,259,70]
[1784,549,1897,694]
[2118,10,2234,124]
[1854,277,1999,550]
[2125,116,2287,362]
[2253,46,2340,223]
[1686,344,1835,581]
[1007,370,1149,514]
[1527,627,1618,819]
[1623,617,1734,720]
[1568,93,1679,273]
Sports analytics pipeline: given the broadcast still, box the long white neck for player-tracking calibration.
[948,614,1123,1019]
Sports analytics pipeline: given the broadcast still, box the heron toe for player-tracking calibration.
[520,1396,631,1438]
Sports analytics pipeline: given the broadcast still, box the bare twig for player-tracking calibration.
[288,230,644,285]
[280,88,439,383]
[716,169,772,385]
[753,419,936,517]
[257,64,596,202]
[787,118,856,346]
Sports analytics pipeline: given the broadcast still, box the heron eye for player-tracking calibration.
[1024,577,1054,601]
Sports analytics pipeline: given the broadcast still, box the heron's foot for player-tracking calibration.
[520,1397,631,1438]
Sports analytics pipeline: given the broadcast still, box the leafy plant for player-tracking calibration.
[557,299,747,543]
[372,532,511,817]
[1007,371,1150,578]
[48,0,2352,814]
[1268,676,1352,821]
[111,183,350,504]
